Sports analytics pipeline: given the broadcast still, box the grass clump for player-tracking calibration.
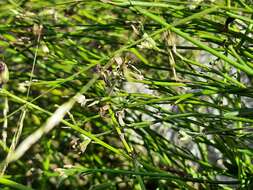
[0,0,253,189]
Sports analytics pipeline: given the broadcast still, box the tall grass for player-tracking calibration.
[0,0,253,189]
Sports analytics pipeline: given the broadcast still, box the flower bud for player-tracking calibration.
[0,62,9,86]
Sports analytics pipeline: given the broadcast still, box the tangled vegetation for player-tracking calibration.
[0,0,253,189]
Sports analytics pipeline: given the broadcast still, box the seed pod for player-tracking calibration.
[0,61,9,86]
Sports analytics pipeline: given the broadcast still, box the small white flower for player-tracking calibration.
[41,44,49,53]
[75,94,86,105]
[137,33,157,49]
[17,82,28,93]
[74,94,92,107]
[178,129,192,146]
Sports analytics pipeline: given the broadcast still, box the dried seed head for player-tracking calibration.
[0,62,5,71]
[33,24,43,37]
